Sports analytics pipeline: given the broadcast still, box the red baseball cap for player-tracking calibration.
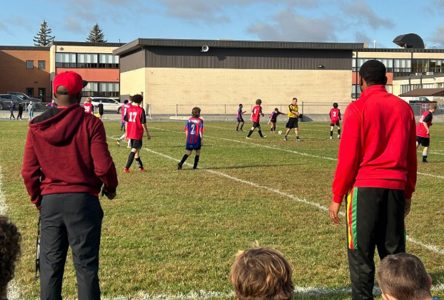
[53,71,88,95]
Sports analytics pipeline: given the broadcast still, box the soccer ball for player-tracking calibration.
[278,130,282,135]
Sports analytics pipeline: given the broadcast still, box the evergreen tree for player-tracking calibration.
[86,23,107,43]
[33,20,55,47]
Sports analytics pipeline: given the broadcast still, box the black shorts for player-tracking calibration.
[237,117,244,122]
[130,139,143,149]
[252,122,261,128]
[416,136,430,147]
[286,118,298,129]
[330,120,340,126]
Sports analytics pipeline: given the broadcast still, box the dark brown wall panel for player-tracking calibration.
[120,49,146,72]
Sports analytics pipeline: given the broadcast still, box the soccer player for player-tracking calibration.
[230,247,294,300]
[236,104,246,131]
[283,97,300,141]
[246,99,265,139]
[117,99,131,146]
[178,107,203,170]
[329,60,417,299]
[268,108,285,133]
[83,97,94,114]
[123,94,151,173]
[329,102,342,139]
[416,103,437,163]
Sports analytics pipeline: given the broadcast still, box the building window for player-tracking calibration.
[99,54,119,68]
[38,88,46,101]
[351,84,361,99]
[77,53,98,68]
[26,60,34,69]
[82,82,119,97]
[38,60,46,70]
[26,88,34,97]
[55,53,77,68]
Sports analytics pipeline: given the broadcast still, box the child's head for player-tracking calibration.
[429,103,437,112]
[124,99,129,104]
[239,104,243,108]
[377,253,432,300]
[274,108,279,112]
[192,107,201,118]
[0,216,21,297]
[292,97,297,105]
[256,99,262,105]
[230,247,294,300]
[132,94,143,104]
[333,102,338,108]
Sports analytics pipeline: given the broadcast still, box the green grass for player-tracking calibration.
[1,120,444,299]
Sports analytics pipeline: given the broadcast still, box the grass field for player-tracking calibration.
[1,119,444,299]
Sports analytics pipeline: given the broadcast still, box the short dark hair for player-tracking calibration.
[132,94,143,104]
[192,107,201,118]
[333,102,338,108]
[359,60,387,86]
[0,216,21,295]
[123,99,129,104]
[256,99,262,105]
[377,253,431,300]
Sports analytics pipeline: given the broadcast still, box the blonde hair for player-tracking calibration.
[230,247,294,300]
[377,253,431,300]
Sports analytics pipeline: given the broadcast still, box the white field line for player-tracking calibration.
[142,147,444,258]
[0,167,22,300]
[150,126,444,180]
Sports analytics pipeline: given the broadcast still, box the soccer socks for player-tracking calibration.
[258,130,264,138]
[135,157,144,169]
[125,152,136,169]
[178,154,189,169]
[247,129,254,137]
[330,130,333,137]
[193,155,200,169]
[422,155,428,162]
[338,129,341,135]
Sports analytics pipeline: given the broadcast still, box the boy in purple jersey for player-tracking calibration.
[268,108,285,133]
[178,107,204,170]
[236,104,246,131]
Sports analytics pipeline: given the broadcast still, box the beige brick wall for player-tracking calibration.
[120,68,147,99]
[136,68,351,115]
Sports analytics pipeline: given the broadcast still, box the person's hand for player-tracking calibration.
[329,201,342,224]
[101,187,116,200]
[404,198,411,217]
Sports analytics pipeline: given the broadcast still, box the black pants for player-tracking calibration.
[40,193,103,300]
[346,187,405,300]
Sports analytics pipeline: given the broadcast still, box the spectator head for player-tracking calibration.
[52,71,88,105]
[429,103,438,112]
[0,216,21,298]
[230,247,294,300]
[131,94,143,104]
[359,60,387,88]
[377,253,432,300]
[256,99,262,105]
[191,107,201,118]
[333,102,338,108]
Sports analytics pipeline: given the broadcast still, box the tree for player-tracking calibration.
[33,20,55,47]
[86,23,107,43]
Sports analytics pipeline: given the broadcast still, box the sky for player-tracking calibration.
[1,0,444,48]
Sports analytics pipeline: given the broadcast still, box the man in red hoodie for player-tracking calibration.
[329,60,417,300]
[22,71,118,300]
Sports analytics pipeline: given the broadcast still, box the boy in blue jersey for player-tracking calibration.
[178,107,204,170]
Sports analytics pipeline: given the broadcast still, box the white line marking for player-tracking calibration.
[0,167,22,300]
[417,172,444,180]
[143,147,444,257]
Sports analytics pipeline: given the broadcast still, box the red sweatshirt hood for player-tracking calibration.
[29,104,84,145]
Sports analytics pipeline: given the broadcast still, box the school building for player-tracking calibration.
[114,38,444,115]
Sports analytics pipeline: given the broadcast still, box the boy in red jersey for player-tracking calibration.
[416,103,437,163]
[123,94,151,172]
[83,97,94,114]
[329,102,342,139]
[178,107,204,170]
[116,99,131,146]
[246,99,265,139]
[329,60,417,300]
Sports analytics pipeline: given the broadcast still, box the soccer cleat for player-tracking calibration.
[123,167,130,173]
[261,136,267,138]
[296,137,301,142]
[116,140,120,146]
[338,135,341,139]
[139,167,146,172]
[330,136,333,140]
[177,163,183,170]
[246,136,251,139]
[284,136,288,141]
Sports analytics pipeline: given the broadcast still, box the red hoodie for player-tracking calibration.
[332,85,417,203]
[21,104,118,206]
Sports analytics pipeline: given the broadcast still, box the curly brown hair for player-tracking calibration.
[0,216,21,295]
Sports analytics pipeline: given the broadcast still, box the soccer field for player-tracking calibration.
[1,120,444,299]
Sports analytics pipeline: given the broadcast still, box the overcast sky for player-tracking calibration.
[1,0,444,48]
